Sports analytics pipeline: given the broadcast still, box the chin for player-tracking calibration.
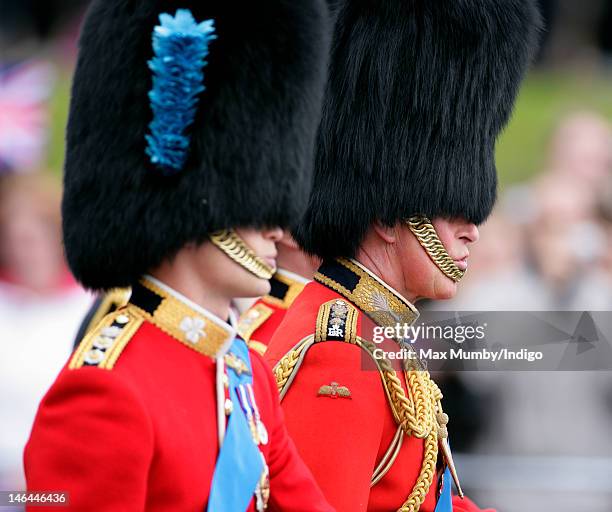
[432,279,458,301]
[237,276,271,298]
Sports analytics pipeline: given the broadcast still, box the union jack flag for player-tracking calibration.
[0,59,55,173]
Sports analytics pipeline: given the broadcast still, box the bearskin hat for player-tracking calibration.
[62,0,330,289]
[296,0,541,259]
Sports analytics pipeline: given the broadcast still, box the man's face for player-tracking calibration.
[396,217,479,301]
[191,227,283,299]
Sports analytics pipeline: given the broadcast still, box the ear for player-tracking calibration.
[372,221,396,244]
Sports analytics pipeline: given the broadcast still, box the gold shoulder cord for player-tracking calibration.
[358,337,444,512]
[274,335,316,400]
[273,300,450,512]
[406,216,464,282]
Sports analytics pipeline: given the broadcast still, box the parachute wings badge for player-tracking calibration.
[317,381,351,399]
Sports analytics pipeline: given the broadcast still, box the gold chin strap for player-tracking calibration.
[209,229,275,280]
[406,216,465,282]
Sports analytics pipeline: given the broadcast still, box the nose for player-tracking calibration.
[264,227,284,242]
[460,223,480,244]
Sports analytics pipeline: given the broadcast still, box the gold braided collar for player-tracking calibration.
[128,276,235,359]
[314,258,420,330]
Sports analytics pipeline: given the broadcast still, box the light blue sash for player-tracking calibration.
[434,466,453,512]
[207,339,263,511]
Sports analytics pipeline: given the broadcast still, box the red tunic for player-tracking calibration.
[265,258,495,512]
[25,278,332,512]
[237,269,308,355]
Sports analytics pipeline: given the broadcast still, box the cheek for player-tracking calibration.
[407,251,458,300]
[401,249,435,296]
[431,219,454,243]
[235,229,268,255]
[196,243,271,297]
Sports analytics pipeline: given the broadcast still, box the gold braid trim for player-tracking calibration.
[209,229,275,280]
[83,288,131,337]
[273,336,315,397]
[397,431,439,512]
[70,309,143,370]
[314,258,419,327]
[406,216,465,282]
[273,334,446,510]
[358,338,437,439]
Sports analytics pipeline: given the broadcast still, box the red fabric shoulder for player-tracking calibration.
[25,367,154,511]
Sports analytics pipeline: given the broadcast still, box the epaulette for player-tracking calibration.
[236,302,274,342]
[314,299,358,344]
[273,299,359,398]
[77,288,132,342]
[69,307,143,370]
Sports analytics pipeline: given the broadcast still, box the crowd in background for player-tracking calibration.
[449,111,612,311]
[432,112,612,511]
[1,1,611,511]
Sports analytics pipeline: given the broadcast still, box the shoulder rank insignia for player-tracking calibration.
[237,303,274,342]
[317,381,351,399]
[314,299,358,344]
[69,308,143,370]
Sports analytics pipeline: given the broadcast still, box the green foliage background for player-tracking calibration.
[46,69,612,187]
[496,71,612,188]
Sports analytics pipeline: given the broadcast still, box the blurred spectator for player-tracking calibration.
[524,173,609,309]
[427,113,612,511]
[546,111,612,189]
[449,112,612,311]
[0,173,66,291]
[0,173,91,491]
[596,174,612,284]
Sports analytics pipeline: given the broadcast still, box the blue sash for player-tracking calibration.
[434,466,453,512]
[207,339,263,511]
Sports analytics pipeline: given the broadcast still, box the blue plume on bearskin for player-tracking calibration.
[145,9,216,174]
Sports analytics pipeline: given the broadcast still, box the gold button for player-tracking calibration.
[116,314,130,325]
[224,398,233,415]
